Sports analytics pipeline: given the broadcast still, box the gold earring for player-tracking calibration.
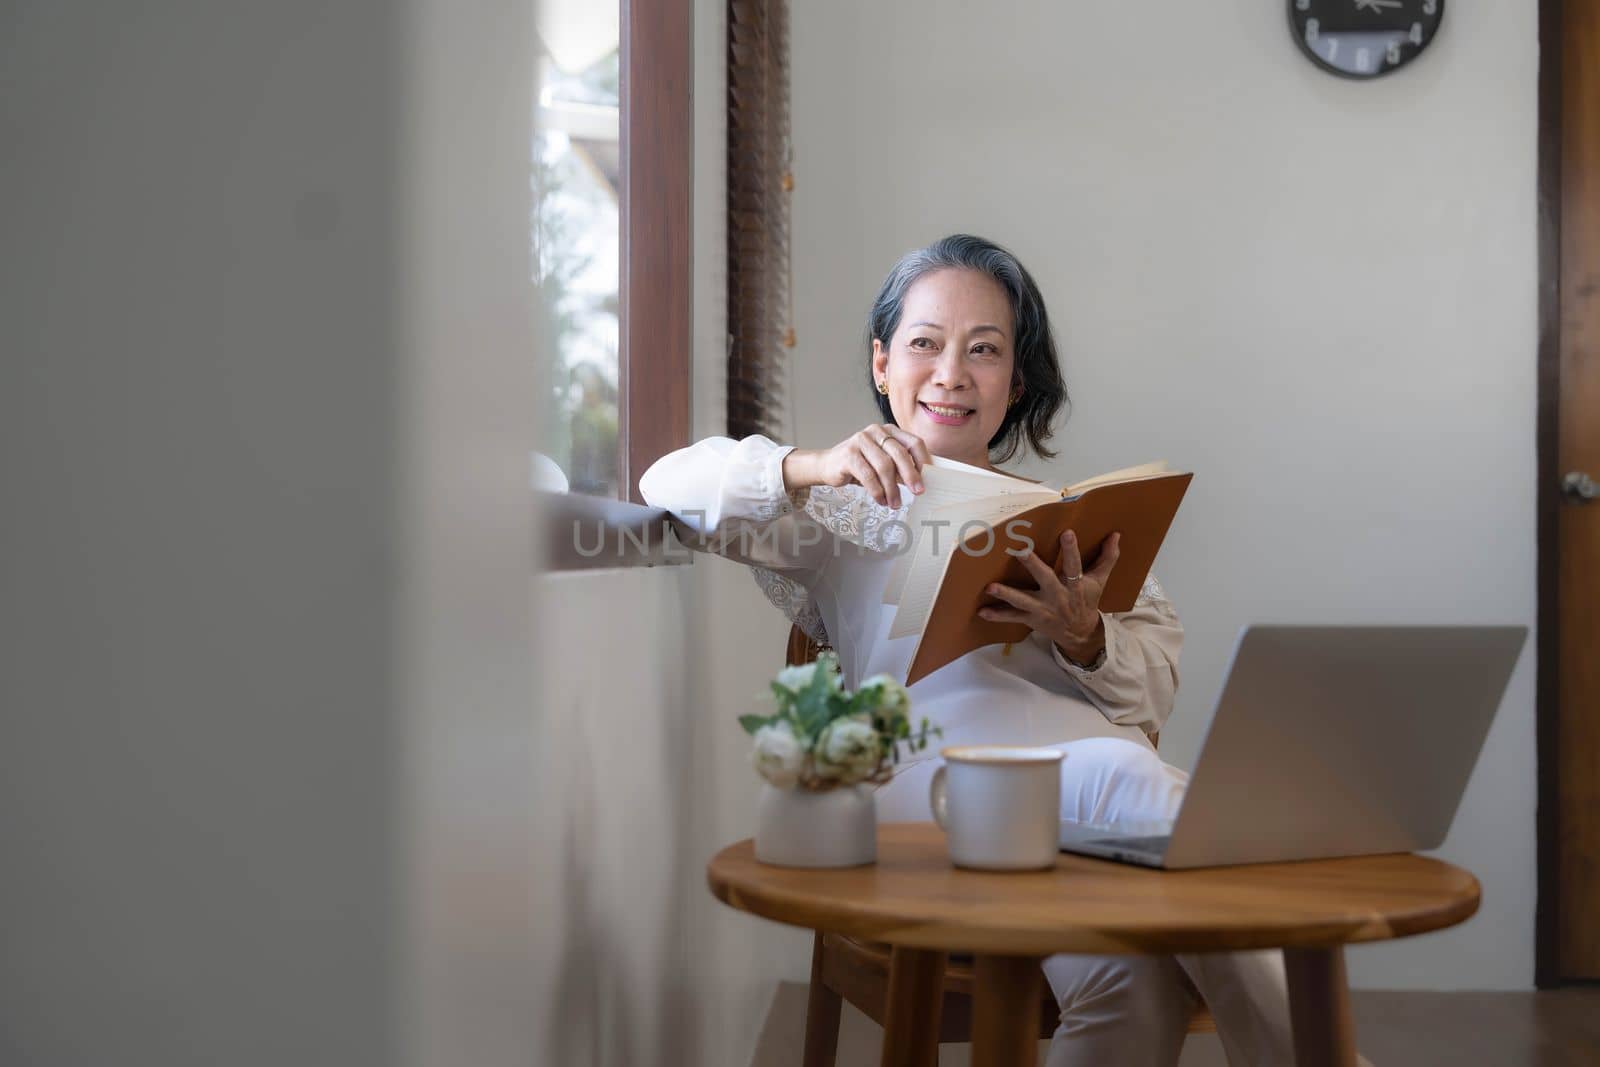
[877,380,889,395]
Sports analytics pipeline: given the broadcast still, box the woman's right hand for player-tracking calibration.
[783,424,932,508]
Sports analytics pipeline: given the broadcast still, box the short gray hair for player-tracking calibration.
[866,234,1068,464]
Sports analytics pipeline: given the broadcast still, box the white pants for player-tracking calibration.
[874,739,1297,1066]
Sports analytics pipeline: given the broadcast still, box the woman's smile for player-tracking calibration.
[919,400,975,425]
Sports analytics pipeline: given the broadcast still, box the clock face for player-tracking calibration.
[1288,0,1444,80]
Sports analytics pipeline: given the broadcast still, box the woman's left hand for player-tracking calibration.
[977,530,1121,661]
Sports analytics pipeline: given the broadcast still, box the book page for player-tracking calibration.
[1064,460,1171,497]
[887,499,973,639]
[883,460,1056,607]
[921,453,1037,484]
[887,494,1054,639]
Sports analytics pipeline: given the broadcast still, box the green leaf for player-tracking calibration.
[794,654,837,737]
[738,714,772,735]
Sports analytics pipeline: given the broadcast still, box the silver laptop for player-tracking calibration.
[1058,624,1527,869]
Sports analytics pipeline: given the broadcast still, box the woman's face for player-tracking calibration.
[871,268,1017,470]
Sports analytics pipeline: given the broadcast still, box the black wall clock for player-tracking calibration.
[1288,0,1444,80]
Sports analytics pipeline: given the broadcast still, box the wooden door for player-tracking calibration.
[1542,0,1600,983]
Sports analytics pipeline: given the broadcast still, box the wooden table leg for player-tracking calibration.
[1284,946,1358,1067]
[879,946,945,1067]
[970,954,1043,1067]
[803,933,843,1067]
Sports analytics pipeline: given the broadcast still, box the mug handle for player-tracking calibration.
[929,764,949,830]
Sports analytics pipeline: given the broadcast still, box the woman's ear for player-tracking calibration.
[871,339,888,381]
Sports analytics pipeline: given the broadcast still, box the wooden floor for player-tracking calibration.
[751,982,1600,1066]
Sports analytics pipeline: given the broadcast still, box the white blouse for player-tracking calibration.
[638,434,1184,761]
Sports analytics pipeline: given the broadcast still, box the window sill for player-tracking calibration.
[535,488,694,572]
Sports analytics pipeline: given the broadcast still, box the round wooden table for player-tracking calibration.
[706,822,1480,1067]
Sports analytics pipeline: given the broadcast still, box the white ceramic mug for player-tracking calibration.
[929,746,1065,870]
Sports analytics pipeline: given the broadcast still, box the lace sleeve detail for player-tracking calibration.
[750,566,829,645]
[800,484,911,554]
[741,483,909,646]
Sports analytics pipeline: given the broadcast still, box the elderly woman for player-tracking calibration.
[640,234,1297,1065]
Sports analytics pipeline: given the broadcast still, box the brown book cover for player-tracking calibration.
[903,472,1193,686]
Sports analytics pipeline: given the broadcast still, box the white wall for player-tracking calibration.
[2,2,539,1064]
[789,1,1538,990]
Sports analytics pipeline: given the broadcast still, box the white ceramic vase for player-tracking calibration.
[754,782,877,868]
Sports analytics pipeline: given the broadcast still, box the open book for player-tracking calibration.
[884,456,1193,686]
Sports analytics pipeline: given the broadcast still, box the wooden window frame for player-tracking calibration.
[619,0,693,504]
[540,0,692,570]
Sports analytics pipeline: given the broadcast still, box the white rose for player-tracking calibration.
[774,652,843,697]
[813,718,884,785]
[751,721,806,788]
[859,673,911,721]
[773,662,819,694]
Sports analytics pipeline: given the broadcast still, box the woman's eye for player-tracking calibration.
[972,344,999,356]
[910,337,935,350]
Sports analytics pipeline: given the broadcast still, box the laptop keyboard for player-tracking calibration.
[1088,834,1171,852]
